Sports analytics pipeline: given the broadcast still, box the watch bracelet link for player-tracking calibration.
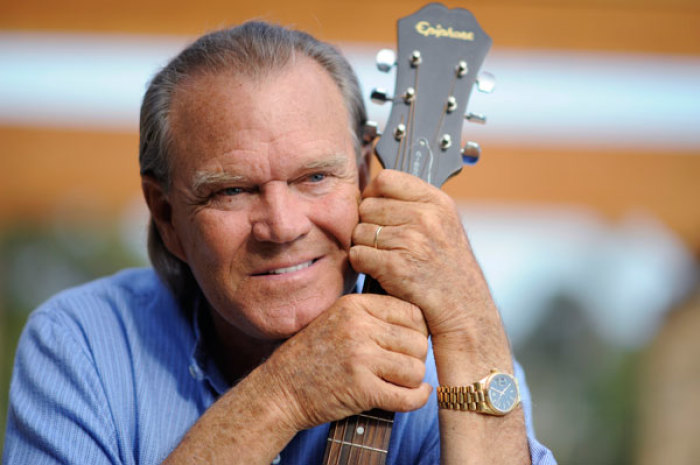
[437,383,486,411]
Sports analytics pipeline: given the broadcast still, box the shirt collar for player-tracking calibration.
[187,275,364,396]
[188,298,230,396]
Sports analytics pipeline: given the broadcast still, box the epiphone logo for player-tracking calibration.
[414,21,474,41]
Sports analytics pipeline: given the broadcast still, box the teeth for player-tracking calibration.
[268,260,314,275]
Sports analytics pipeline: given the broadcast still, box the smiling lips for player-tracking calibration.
[257,259,317,276]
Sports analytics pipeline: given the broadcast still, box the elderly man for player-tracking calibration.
[4,22,555,465]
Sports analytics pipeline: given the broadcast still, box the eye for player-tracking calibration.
[220,187,244,196]
[308,173,326,183]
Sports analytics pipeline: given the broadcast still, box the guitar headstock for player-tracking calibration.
[369,3,493,187]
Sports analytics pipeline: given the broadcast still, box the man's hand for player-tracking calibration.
[165,293,432,465]
[261,293,432,431]
[349,169,496,343]
[348,169,530,464]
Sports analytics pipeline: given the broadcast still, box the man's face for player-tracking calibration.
[163,57,363,341]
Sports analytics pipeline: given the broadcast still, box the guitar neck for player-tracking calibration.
[322,407,395,465]
[323,2,492,462]
[322,277,395,465]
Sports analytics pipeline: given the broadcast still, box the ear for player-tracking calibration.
[141,176,187,263]
[357,144,372,191]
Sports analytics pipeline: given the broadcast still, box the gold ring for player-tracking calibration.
[373,225,383,249]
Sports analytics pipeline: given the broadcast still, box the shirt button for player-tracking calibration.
[189,364,203,380]
[272,454,281,464]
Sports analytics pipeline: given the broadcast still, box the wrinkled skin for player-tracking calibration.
[147,55,527,465]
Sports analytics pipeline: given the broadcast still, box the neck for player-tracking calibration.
[204,304,283,384]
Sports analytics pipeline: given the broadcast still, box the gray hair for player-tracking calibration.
[139,21,368,309]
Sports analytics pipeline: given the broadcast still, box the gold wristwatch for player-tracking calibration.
[437,369,520,416]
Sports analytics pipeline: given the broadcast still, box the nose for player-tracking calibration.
[251,182,312,243]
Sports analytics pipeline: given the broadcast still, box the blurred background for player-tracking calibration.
[1,0,699,463]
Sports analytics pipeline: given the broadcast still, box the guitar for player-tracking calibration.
[322,3,493,464]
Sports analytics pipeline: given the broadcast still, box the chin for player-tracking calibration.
[256,292,339,340]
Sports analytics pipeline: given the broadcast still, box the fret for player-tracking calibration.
[323,410,393,465]
[322,3,491,463]
[357,413,394,424]
[326,438,389,454]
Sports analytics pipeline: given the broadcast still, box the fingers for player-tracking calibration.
[372,348,427,388]
[370,315,429,363]
[362,169,443,204]
[373,382,433,413]
[358,197,430,227]
[352,222,427,252]
[347,294,428,337]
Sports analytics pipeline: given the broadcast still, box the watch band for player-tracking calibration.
[437,384,486,412]
[437,370,520,415]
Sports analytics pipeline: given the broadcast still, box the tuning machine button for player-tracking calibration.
[362,121,380,144]
[465,112,487,124]
[410,50,422,67]
[370,88,392,105]
[462,141,481,165]
[476,71,496,93]
[446,96,458,113]
[456,61,468,77]
[440,134,452,150]
[394,124,406,140]
[376,49,397,72]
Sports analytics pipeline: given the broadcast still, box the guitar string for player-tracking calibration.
[336,418,345,465]
[338,415,348,465]
[348,415,362,463]
[334,415,345,465]
[400,68,416,173]
[329,413,393,465]
[329,419,337,465]
[361,415,374,464]
[357,411,366,464]
[394,114,406,171]
[362,415,372,465]
[378,415,388,465]
[430,62,459,183]
[347,414,357,464]
[373,416,383,465]
[328,420,338,465]
[345,415,355,464]
[403,56,421,175]
[327,52,433,465]
[364,415,373,465]
[326,58,479,465]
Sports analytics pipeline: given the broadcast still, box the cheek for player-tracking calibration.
[314,189,360,247]
[180,212,249,267]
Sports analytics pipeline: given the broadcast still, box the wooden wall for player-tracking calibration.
[2,0,699,253]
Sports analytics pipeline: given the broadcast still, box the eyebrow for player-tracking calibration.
[191,171,245,193]
[300,153,350,172]
[190,153,351,192]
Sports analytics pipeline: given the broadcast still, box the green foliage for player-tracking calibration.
[0,221,147,453]
[515,293,642,465]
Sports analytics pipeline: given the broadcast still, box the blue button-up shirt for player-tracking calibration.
[3,268,556,464]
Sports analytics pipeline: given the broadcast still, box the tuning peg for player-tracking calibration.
[376,49,396,72]
[462,141,481,165]
[465,112,487,124]
[476,71,496,93]
[370,88,393,105]
[410,50,422,67]
[362,121,380,144]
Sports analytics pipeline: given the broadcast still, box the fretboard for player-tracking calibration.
[322,408,395,465]
[321,276,395,465]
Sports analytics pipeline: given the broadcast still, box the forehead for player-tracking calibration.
[167,56,355,180]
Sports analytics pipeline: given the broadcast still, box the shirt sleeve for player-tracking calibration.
[514,360,558,465]
[3,307,123,465]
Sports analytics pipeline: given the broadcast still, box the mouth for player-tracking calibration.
[255,258,318,276]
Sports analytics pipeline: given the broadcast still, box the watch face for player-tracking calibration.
[486,373,519,414]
